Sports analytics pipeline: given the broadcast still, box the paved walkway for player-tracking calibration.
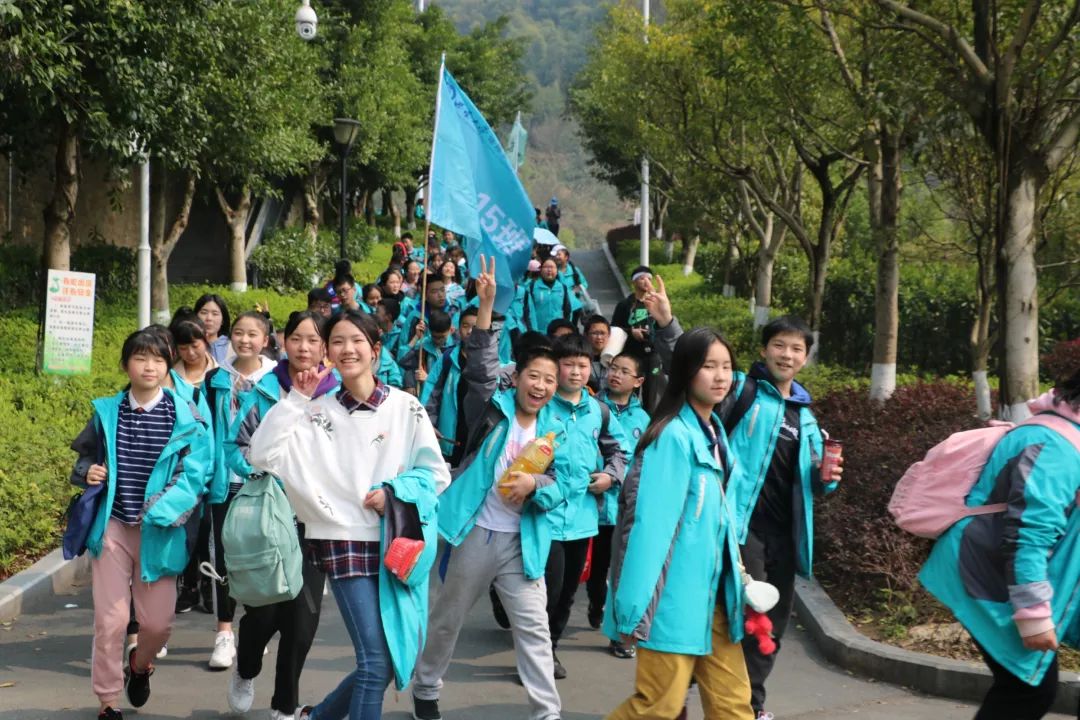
[2,577,1071,719]
[1,248,1072,719]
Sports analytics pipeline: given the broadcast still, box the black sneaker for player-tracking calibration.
[489,586,510,630]
[587,603,603,629]
[552,651,567,680]
[124,646,153,708]
[98,707,123,720]
[198,577,215,614]
[412,695,442,720]
[175,587,199,614]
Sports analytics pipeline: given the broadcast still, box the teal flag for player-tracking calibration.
[428,62,533,313]
[506,111,527,172]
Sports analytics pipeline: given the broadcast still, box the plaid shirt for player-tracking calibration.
[305,379,392,579]
[306,539,381,579]
[337,380,389,413]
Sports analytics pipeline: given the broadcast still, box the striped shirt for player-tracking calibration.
[111,390,176,525]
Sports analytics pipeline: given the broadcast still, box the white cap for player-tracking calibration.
[552,244,568,255]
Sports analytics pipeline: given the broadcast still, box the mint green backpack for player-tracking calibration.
[221,475,303,606]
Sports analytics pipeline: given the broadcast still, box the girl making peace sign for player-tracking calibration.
[249,309,450,720]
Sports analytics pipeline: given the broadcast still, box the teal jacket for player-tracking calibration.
[375,344,404,388]
[597,391,650,526]
[421,346,464,459]
[205,364,278,503]
[920,401,1080,686]
[520,278,578,334]
[604,403,745,653]
[724,366,833,576]
[75,388,213,582]
[400,334,458,393]
[547,391,628,541]
[435,329,569,580]
[378,468,441,690]
[168,369,212,429]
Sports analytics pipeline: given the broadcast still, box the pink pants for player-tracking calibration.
[91,520,177,705]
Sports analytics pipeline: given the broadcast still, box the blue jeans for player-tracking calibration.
[311,576,391,720]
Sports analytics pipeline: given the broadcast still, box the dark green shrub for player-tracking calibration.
[813,380,985,611]
[71,242,136,299]
[0,244,42,306]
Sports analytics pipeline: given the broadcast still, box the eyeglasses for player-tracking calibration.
[608,366,640,378]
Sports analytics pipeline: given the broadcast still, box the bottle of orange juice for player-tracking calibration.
[498,432,557,495]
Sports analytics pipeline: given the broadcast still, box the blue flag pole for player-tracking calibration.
[420,53,448,324]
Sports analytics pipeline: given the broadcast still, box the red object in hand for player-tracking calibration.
[820,438,843,480]
[384,538,425,582]
[744,608,776,655]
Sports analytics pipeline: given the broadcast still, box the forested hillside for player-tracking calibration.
[435,0,631,246]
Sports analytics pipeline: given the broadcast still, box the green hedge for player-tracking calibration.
[251,222,399,292]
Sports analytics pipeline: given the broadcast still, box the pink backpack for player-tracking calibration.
[889,414,1080,539]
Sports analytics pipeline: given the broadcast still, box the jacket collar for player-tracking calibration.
[551,389,593,414]
[676,402,726,473]
[599,390,642,415]
[749,362,812,406]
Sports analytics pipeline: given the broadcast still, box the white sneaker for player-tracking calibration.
[227,667,255,713]
[269,710,296,720]
[155,644,168,659]
[209,631,236,670]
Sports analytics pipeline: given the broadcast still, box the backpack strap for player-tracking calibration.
[561,282,571,319]
[522,283,534,329]
[571,261,581,287]
[1021,413,1080,452]
[598,397,611,436]
[721,376,757,436]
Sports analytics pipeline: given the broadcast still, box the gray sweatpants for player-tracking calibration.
[413,527,561,720]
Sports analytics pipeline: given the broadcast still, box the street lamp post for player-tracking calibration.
[640,0,650,268]
[333,118,361,261]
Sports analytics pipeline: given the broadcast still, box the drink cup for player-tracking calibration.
[821,439,843,481]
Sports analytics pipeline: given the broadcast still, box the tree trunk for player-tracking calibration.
[383,189,401,238]
[302,168,322,249]
[43,118,79,271]
[995,166,1040,421]
[151,169,197,321]
[215,185,252,292]
[681,234,700,277]
[971,289,994,420]
[404,186,418,230]
[721,236,737,297]
[149,158,169,323]
[806,240,830,364]
[868,127,903,401]
[754,250,777,329]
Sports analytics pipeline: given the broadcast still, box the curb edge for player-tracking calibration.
[794,577,1080,714]
[0,548,91,622]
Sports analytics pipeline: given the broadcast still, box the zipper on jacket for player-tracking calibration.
[694,474,706,520]
[451,423,507,545]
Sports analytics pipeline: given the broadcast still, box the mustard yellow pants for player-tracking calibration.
[606,607,754,720]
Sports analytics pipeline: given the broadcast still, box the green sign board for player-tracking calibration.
[42,269,96,375]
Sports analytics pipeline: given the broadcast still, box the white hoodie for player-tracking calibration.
[248,385,451,541]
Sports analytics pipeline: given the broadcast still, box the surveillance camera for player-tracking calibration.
[296,0,317,40]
